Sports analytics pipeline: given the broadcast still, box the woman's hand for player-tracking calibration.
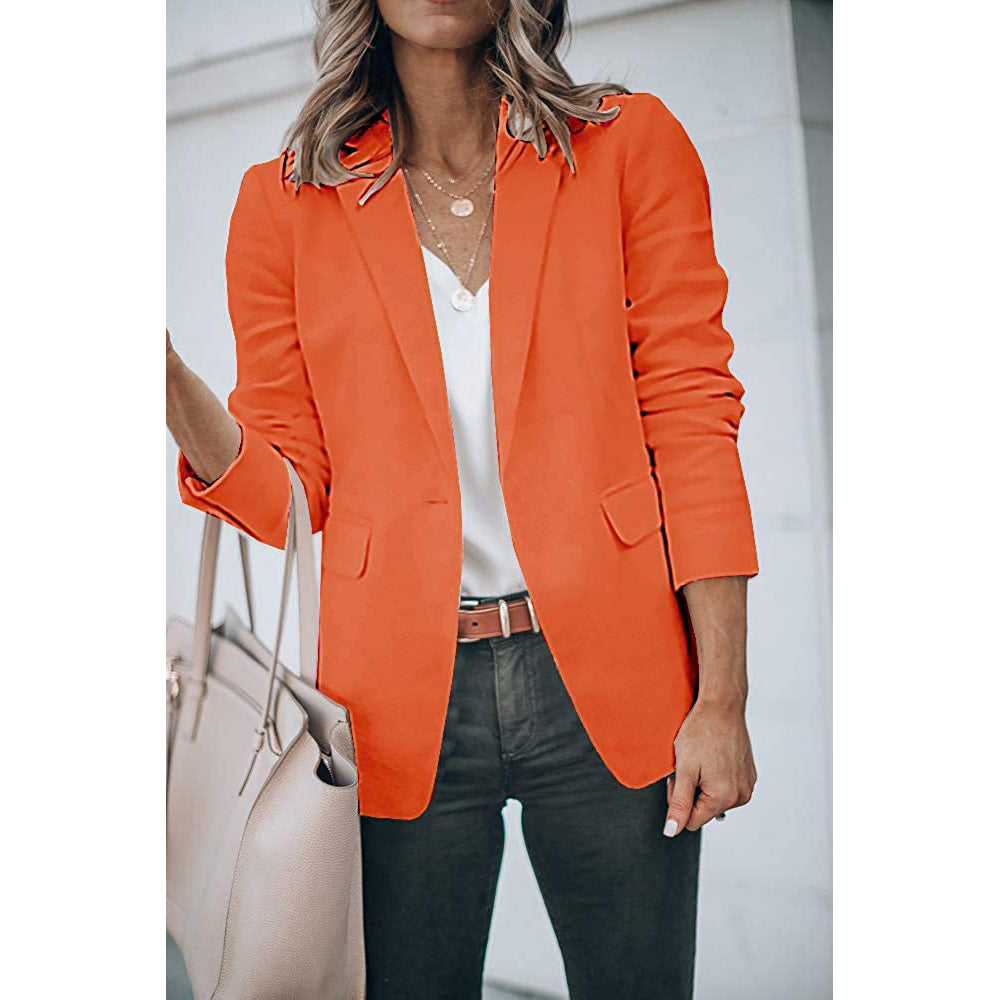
[664,698,756,835]
[166,327,242,485]
[664,575,755,836]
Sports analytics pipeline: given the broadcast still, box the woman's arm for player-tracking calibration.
[665,576,756,835]
[622,94,759,589]
[166,329,241,486]
[169,165,331,547]
[619,93,759,833]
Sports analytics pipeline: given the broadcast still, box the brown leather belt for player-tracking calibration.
[457,595,541,642]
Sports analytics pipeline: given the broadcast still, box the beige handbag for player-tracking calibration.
[166,458,366,999]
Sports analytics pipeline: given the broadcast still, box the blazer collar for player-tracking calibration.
[339,94,538,204]
[333,93,563,484]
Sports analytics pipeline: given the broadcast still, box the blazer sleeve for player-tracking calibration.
[176,165,331,547]
[622,94,759,590]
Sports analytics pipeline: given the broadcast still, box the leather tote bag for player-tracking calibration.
[166,458,366,1000]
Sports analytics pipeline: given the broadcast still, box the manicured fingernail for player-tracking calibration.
[663,818,678,838]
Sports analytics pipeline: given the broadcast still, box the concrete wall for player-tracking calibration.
[166,1,832,996]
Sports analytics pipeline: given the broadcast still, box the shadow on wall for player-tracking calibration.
[166,933,561,1000]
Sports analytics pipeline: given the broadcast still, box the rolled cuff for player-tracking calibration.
[176,415,291,548]
[663,504,759,591]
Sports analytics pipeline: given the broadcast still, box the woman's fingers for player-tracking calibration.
[663,765,698,837]
[686,785,729,830]
[666,761,755,834]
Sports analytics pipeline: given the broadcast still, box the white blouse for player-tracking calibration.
[420,244,528,598]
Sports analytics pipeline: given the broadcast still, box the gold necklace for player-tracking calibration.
[403,163,495,312]
[416,154,495,217]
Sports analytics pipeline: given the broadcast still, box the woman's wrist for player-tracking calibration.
[695,654,749,713]
[166,343,185,377]
[695,687,748,715]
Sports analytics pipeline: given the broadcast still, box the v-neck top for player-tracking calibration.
[420,245,527,598]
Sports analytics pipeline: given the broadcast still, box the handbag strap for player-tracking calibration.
[286,459,319,687]
[237,534,256,634]
[190,458,320,690]
[193,530,257,668]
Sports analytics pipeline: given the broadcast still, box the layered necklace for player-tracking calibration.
[417,154,494,217]
[403,152,496,313]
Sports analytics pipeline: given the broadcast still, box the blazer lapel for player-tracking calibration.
[336,167,459,483]
[489,149,562,479]
[332,96,563,485]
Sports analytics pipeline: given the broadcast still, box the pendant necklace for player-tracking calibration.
[417,153,494,217]
[404,161,495,313]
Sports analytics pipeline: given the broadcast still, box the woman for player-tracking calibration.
[166,0,759,995]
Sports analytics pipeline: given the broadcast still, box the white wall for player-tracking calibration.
[166,1,832,996]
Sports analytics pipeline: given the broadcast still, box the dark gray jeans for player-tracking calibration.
[360,594,701,999]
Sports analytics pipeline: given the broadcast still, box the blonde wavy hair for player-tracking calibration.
[283,0,627,195]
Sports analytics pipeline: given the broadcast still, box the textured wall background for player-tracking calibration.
[166,1,832,995]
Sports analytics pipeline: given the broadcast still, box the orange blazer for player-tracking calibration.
[177,91,759,819]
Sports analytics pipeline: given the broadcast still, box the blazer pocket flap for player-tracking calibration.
[327,516,372,578]
[600,474,663,546]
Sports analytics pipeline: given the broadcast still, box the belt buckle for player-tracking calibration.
[524,594,541,634]
[497,598,511,639]
[457,597,482,643]
[457,597,512,642]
